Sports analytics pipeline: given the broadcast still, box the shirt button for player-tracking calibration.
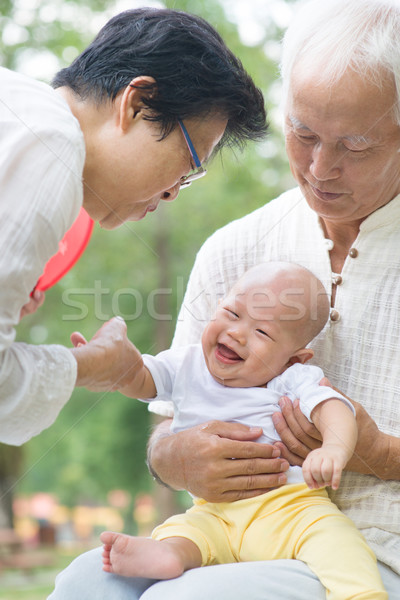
[332,274,343,285]
[330,309,341,322]
[324,239,334,251]
[349,248,358,258]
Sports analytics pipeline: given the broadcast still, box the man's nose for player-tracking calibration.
[309,144,341,181]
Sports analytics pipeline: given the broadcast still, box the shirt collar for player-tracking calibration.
[360,193,400,233]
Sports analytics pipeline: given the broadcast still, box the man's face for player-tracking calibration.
[284,65,400,227]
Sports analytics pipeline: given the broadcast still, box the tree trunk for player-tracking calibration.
[151,205,181,521]
[0,477,14,528]
[0,444,23,529]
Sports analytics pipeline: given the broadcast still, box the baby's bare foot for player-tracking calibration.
[100,532,185,579]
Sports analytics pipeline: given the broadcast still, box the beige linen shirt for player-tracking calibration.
[0,67,85,445]
[167,187,400,573]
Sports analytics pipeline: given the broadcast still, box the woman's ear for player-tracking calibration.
[119,76,157,131]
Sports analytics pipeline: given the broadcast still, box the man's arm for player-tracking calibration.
[147,419,289,502]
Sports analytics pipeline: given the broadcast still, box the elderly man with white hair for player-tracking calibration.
[49,0,400,598]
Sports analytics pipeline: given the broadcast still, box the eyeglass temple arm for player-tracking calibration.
[178,120,202,168]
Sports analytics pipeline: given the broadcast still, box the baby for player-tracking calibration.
[101,262,386,600]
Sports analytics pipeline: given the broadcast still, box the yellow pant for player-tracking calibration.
[152,483,387,600]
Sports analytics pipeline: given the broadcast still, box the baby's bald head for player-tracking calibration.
[230,262,330,348]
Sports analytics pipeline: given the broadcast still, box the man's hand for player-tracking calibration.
[148,420,289,502]
[272,395,322,467]
[344,399,391,477]
[272,378,394,479]
[20,290,45,320]
[70,316,143,392]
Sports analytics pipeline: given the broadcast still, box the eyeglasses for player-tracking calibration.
[178,119,207,187]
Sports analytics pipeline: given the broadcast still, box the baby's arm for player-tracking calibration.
[302,399,357,490]
[118,346,157,400]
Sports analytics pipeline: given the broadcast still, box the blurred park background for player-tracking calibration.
[0,0,296,596]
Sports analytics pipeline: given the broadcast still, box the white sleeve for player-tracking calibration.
[142,347,187,418]
[268,363,355,422]
[142,350,177,401]
[0,84,84,445]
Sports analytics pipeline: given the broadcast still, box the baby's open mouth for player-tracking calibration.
[216,343,243,363]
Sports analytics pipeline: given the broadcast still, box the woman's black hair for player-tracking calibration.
[52,8,268,147]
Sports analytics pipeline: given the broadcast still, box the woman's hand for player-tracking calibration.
[148,419,290,502]
[70,316,143,392]
[20,290,45,320]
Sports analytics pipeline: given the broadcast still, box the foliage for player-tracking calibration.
[1,0,293,511]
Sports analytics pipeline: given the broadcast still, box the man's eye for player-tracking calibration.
[296,133,316,143]
[346,146,370,154]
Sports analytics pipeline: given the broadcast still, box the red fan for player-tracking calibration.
[34,207,94,292]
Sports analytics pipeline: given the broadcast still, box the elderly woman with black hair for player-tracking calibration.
[0,8,266,446]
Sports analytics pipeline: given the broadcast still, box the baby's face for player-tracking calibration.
[201,283,304,388]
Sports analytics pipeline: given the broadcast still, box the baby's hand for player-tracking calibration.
[302,445,347,491]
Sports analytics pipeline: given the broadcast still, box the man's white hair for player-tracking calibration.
[280,0,400,124]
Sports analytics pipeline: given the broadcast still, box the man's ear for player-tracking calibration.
[287,347,314,366]
[119,76,157,132]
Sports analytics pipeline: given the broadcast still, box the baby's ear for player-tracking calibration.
[288,348,314,366]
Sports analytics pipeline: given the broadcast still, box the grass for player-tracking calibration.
[0,584,53,600]
[0,547,90,600]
